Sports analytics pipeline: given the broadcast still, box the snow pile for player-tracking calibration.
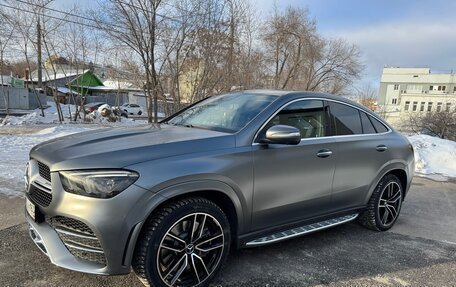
[407,134,456,180]
[0,126,94,197]
[1,101,147,126]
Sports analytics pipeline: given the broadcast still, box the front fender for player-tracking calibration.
[123,179,248,269]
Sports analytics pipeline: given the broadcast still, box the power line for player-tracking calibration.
[0,2,121,34]
[12,0,110,26]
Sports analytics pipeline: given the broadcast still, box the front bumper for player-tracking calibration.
[26,211,109,274]
[24,160,160,275]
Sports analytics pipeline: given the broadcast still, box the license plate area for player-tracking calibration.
[26,197,44,223]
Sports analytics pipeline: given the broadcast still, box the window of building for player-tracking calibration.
[420,102,425,112]
[438,85,446,91]
[328,102,363,135]
[270,100,329,138]
[430,85,433,91]
[427,102,433,112]
[412,101,418,111]
[407,84,422,93]
[392,98,398,104]
[437,102,442,112]
[446,103,452,112]
[393,84,399,90]
[453,86,456,93]
[404,101,410,111]
[360,112,376,134]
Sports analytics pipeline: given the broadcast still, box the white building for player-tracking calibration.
[378,67,456,128]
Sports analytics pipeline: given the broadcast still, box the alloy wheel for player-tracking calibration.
[378,182,402,226]
[157,213,225,287]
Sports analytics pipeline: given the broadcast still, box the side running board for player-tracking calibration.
[246,213,358,247]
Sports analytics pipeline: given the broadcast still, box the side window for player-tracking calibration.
[360,112,376,134]
[269,100,329,138]
[369,115,389,133]
[329,102,362,135]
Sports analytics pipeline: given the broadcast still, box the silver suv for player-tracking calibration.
[25,91,414,287]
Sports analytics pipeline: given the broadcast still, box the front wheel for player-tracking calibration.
[133,197,231,287]
[359,174,403,231]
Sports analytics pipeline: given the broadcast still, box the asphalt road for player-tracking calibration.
[1,176,455,287]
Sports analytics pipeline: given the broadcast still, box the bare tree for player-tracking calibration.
[262,6,363,94]
[95,0,165,123]
[0,0,48,117]
[406,105,456,141]
[0,15,15,115]
[354,84,377,111]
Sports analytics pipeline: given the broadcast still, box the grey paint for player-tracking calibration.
[24,90,415,276]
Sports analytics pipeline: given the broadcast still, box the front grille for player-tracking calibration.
[28,185,52,207]
[48,216,106,265]
[49,216,94,235]
[37,161,51,182]
[66,246,106,265]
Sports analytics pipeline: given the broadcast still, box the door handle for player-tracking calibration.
[317,149,333,158]
[376,144,388,152]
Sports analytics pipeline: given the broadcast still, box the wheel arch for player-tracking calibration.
[365,162,410,204]
[123,180,246,268]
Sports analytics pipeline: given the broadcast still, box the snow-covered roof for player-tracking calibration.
[71,85,114,91]
[56,87,80,95]
[103,79,141,91]
[30,69,88,82]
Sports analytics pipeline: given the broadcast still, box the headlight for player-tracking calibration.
[59,170,139,198]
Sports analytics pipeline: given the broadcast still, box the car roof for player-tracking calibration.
[242,89,371,113]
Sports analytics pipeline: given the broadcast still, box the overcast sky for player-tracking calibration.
[252,0,456,87]
[57,0,456,88]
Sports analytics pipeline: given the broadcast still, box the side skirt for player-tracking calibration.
[242,212,359,247]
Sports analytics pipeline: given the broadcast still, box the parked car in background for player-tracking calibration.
[25,90,414,287]
[84,102,105,114]
[120,103,144,116]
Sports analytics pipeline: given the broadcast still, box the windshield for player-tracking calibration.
[166,93,278,133]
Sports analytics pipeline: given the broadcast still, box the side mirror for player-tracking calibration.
[259,125,301,145]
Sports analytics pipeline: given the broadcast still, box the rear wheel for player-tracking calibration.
[359,174,403,231]
[133,197,231,287]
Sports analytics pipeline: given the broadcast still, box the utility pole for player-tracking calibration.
[37,16,42,89]
[228,1,235,91]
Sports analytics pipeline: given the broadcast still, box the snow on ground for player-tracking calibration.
[0,101,148,197]
[407,134,456,181]
[0,121,454,197]
[0,125,95,197]
[1,101,147,126]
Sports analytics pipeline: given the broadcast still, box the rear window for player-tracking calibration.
[329,102,362,135]
[360,112,376,134]
[369,115,389,133]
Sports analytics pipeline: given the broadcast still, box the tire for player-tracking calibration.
[133,197,231,287]
[358,174,403,231]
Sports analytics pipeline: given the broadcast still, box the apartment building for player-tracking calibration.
[378,67,456,127]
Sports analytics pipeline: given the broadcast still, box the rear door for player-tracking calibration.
[328,101,391,210]
[252,99,336,230]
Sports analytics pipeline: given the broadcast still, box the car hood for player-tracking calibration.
[30,124,235,171]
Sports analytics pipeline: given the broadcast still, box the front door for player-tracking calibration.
[252,99,336,230]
